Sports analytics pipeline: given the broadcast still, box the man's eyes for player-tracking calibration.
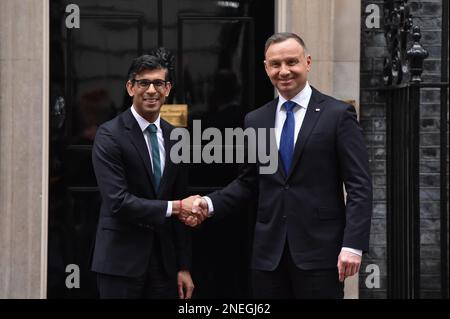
[269,60,298,67]
[138,80,165,86]
[153,80,165,86]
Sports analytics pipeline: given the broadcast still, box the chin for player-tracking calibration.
[278,86,293,93]
[278,83,293,89]
[144,103,161,110]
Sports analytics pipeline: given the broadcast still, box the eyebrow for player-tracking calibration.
[267,57,299,63]
[134,78,166,82]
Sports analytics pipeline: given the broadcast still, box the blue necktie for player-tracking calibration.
[146,124,161,190]
[280,101,296,174]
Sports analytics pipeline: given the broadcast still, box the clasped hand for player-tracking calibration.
[173,195,209,227]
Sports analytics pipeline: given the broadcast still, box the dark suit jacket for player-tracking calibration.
[91,108,191,278]
[209,87,372,271]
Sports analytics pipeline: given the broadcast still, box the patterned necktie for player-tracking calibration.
[280,100,297,174]
[146,124,161,190]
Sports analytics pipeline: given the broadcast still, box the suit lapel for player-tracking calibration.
[286,88,325,179]
[157,119,174,197]
[260,98,286,179]
[123,109,157,196]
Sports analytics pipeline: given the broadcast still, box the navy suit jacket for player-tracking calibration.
[91,109,191,277]
[209,87,372,271]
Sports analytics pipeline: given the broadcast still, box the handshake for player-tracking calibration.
[172,195,210,227]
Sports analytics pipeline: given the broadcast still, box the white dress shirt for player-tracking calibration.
[131,106,172,216]
[274,82,312,148]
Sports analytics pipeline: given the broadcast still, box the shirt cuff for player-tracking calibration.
[166,201,172,217]
[341,247,362,256]
[203,196,214,216]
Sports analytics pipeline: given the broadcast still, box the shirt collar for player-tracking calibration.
[277,81,312,112]
[131,105,161,133]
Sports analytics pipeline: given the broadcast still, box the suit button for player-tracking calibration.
[284,184,290,190]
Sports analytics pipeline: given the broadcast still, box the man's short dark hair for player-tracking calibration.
[127,47,175,82]
[264,32,308,56]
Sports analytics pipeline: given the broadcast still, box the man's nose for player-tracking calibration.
[146,83,157,93]
[279,63,290,75]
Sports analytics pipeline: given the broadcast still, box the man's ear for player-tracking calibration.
[306,55,312,72]
[165,82,172,97]
[263,60,269,75]
[126,80,134,97]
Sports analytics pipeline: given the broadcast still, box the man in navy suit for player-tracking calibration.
[91,49,198,298]
[190,33,373,298]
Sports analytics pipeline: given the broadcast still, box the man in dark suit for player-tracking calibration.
[91,49,198,298]
[190,33,372,298]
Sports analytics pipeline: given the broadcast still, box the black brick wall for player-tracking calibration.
[359,0,446,299]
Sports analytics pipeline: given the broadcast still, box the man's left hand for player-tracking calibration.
[177,270,195,299]
[337,250,361,282]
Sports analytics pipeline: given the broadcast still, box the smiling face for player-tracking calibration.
[264,38,311,100]
[126,68,172,123]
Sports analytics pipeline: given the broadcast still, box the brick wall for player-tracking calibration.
[359,0,445,299]
[411,0,445,299]
[360,0,388,298]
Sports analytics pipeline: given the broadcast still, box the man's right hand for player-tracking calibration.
[173,195,209,227]
[191,197,209,224]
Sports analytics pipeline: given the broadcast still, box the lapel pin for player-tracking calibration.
[315,108,321,112]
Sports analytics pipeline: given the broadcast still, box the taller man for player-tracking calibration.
[192,32,373,299]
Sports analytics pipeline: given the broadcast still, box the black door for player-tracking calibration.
[49,0,274,298]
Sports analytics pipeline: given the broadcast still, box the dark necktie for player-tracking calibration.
[280,100,297,174]
[146,124,161,190]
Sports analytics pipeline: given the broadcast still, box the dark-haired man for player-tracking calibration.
[91,49,198,298]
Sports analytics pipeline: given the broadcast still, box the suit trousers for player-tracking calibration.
[96,235,177,299]
[251,240,344,299]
